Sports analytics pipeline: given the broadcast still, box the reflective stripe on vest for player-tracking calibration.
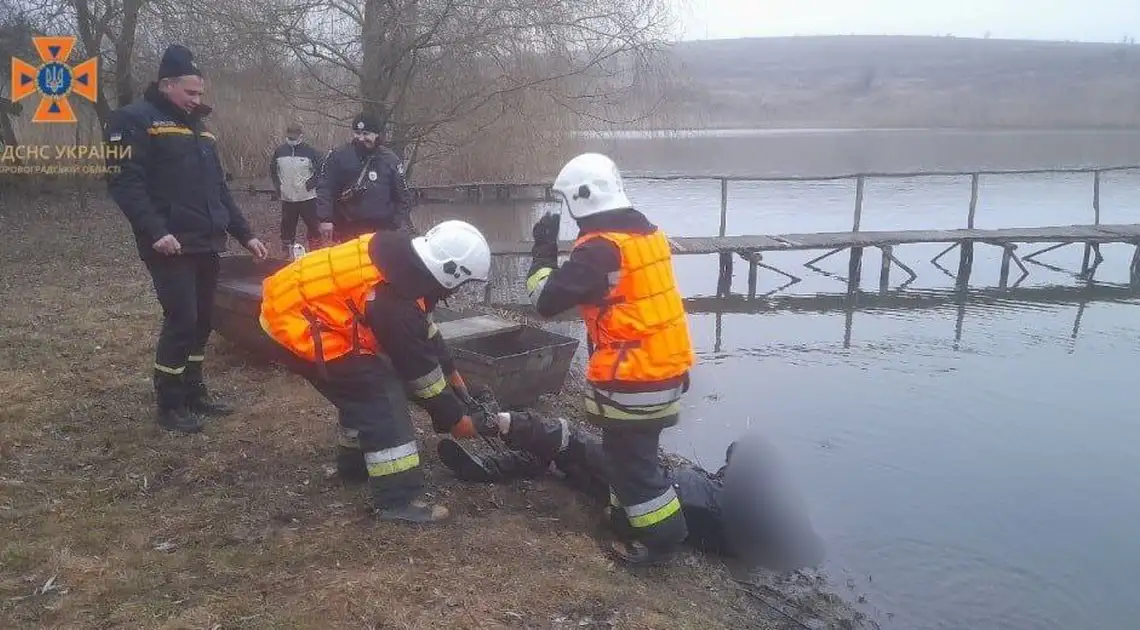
[259,233,427,366]
[590,385,685,407]
[573,229,695,386]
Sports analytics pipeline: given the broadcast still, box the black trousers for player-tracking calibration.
[281,199,320,245]
[502,413,692,552]
[144,252,220,409]
[267,342,424,508]
[600,425,688,550]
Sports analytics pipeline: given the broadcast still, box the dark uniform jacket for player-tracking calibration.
[364,230,467,432]
[529,208,689,393]
[104,83,254,260]
[316,142,415,231]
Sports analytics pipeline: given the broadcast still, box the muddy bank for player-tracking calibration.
[0,191,865,629]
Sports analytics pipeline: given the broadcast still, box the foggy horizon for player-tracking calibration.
[678,0,1140,44]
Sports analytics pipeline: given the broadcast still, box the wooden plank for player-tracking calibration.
[491,223,1140,256]
[436,315,523,344]
[1095,225,1140,238]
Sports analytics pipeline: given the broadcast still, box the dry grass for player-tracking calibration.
[0,189,858,629]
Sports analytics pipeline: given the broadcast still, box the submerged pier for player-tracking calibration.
[482,165,1140,297]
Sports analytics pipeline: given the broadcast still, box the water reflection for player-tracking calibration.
[410,146,1140,630]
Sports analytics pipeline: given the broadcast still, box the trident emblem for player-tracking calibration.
[10,36,98,124]
[43,65,67,94]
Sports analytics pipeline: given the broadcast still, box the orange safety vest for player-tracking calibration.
[259,233,425,365]
[574,229,695,386]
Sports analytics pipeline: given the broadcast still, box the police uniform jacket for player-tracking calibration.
[315,142,414,228]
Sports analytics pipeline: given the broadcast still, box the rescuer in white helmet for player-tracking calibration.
[524,152,697,566]
[259,220,498,523]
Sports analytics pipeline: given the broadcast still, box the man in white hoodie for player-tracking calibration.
[269,122,323,254]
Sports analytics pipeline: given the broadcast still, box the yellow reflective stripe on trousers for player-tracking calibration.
[365,441,419,477]
[526,267,553,305]
[409,366,447,398]
[154,363,185,375]
[584,397,681,421]
[624,486,682,529]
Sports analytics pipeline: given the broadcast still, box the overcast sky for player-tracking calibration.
[679,0,1140,43]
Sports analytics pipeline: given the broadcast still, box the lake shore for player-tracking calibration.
[0,191,863,629]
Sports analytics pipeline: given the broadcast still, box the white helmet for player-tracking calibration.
[552,152,633,220]
[411,220,492,290]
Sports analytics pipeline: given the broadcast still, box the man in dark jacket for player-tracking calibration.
[438,411,826,572]
[104,43,268,434]
[269,122,323,254]
[315,113,415,242]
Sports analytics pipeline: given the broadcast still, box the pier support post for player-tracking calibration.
[747,254,759,298]
[967,173,979,229]
[1131,244,1140,287]
[999,245,1013,289]
[847,247,863,294]
[879,245,892,293]
[956,241,974,291]
[717,251,734,297]
[715,177,733,298]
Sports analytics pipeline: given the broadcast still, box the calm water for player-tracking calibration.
[417,129,1140,630]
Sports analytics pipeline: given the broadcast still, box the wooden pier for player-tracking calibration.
[239,178,555,204]
[486,165,1140,296]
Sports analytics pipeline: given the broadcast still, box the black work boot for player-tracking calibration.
[437,438,549,483]
[336,446,368,484]
[153,371,202,434]
[375,497,451,524]
[608,539,678,567]
[470,385,501,414]
[335,426,368,483]
[184,363,233,418]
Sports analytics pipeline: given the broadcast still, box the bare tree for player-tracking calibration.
[5,0,684,183]
[191,0,680,179]
[0,9,35,151]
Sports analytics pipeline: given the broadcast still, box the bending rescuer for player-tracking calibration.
[257,220,501,523]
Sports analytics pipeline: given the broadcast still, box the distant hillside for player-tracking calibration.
[662,36,1140,129]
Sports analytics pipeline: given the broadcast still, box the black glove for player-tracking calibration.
[532,212,559,245]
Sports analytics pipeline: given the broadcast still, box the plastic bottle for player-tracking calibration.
[291,243,306,260]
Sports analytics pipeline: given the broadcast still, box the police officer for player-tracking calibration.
[525,152,696,566]
[258,220,501,522]
[315,113,415,242]
[104,44,269,435]
[438,412,826,572]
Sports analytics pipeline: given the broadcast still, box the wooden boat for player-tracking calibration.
[211,253,579,409]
